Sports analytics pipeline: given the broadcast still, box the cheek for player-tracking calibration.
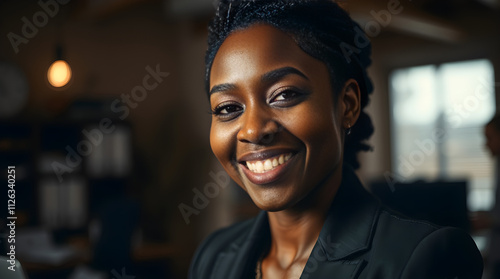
[286,103,342,161]
[210,123,242,180]
[210,123,231,163]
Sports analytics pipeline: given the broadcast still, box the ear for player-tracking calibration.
[340,79,361,130]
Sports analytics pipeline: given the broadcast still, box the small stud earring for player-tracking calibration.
[346,123,352,136]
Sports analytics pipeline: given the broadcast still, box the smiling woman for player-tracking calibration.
[209,24,350,212]
[189,1,483,279]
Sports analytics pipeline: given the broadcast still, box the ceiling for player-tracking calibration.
[61,0,500,43]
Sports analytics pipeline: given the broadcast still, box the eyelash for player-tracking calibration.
[270,87,303,104]
[211,102,242,118]
[211,87,306,120]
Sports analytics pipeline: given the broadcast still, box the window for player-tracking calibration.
[389,59,496,211]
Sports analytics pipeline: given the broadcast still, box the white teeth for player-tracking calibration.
[256,161,264,172]
[278,155,284,165]
[264,160,273,171]
[245,153,293,173]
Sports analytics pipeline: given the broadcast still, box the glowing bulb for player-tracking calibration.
[47,60,72,88]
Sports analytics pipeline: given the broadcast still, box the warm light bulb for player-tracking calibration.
[47,60,72,88]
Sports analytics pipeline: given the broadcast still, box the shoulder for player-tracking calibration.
[376,208,441,240]
[400,225,483,278]
[188,216,256,279]
[369,208,483,278]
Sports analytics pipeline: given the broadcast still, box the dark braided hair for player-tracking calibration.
[205,0,374,169]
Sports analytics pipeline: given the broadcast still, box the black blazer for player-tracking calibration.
[189,166,483,279]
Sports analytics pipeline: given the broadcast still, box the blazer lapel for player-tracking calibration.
[300,166,381,279]
[211,211,270,279]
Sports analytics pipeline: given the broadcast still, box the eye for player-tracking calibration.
[211,102,243,120]
[273,90,299,101]
[218,105,241,114]
[270,87,307,107]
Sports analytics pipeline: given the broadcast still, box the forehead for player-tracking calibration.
[209,24,328,89]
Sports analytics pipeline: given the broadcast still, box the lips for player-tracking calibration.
[238,149,297,185]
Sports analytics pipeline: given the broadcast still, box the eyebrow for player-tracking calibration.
[209,83,237,96]
[261,66,309,84]
[209,66,309,96]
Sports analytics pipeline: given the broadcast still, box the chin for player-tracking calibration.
[252,201,289,212]
[247,190,301,212]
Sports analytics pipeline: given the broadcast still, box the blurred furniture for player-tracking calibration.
[20,238,176,279]
[16,228,80,265]
[369,180,471,232]
[91,198,140,272]
[0,119,132,229]
[0,256,28,279]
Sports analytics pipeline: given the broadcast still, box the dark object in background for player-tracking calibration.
[91,197,140,273]
[370,180,470,232]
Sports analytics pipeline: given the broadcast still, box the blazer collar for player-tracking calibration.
[215,165,381,278]
[317,165,380,261]
[223,210,270,279]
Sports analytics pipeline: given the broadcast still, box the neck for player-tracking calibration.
[266,165,343,264]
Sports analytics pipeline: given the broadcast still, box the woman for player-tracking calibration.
[190,1,483,278]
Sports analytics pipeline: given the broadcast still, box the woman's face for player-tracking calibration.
[209,24,355,211]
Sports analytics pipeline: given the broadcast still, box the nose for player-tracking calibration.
[237,106,280,145]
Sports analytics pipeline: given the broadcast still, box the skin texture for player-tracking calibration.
[485,124,500,157]
[209,24,361,278]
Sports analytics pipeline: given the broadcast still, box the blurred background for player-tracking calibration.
[0,0,499,278]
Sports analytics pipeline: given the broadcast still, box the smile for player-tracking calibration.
[238,150,297,185]
[245,153,292,173]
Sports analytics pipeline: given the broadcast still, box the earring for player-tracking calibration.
[346,123,352,136]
